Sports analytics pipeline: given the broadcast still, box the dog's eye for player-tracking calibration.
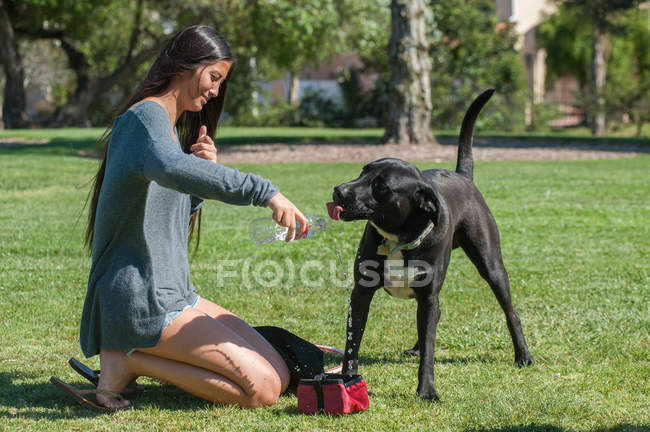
[372,180,390,200]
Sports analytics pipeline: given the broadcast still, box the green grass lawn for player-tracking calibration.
[0,140,648,431]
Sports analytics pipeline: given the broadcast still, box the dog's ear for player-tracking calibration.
[414,182,438,217]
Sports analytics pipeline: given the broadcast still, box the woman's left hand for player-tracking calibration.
[190,125,217,163]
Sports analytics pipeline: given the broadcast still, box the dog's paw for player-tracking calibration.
[404,341,420,357]
[417,388,440,402]
[403,348,420,357]
[515,352,534,367]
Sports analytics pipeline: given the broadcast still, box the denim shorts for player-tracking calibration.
[126,295,200,356]
[162,294,200,329]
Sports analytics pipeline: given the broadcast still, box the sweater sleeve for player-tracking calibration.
[135,105,279,207]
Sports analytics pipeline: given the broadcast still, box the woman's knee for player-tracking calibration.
[241,369,283,408]
[243,389,280,408]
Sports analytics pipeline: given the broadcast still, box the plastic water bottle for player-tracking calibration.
[248,214,327,244]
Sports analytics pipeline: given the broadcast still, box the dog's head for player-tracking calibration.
[328,158,438,233]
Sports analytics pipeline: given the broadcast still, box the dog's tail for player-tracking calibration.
[455,88,494,182]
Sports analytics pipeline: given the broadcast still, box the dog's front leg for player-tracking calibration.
[415,290,441,401]
[342,286,377,375]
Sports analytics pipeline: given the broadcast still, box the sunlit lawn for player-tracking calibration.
[0,133,648,431]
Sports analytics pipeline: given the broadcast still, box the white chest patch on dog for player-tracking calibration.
[370,221,433,300]
[383,251,417,299]
[383,239,415,299]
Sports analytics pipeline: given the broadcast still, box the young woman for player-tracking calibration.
[52,25,308,412]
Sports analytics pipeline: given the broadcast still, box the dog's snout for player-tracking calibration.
[333,185,347,202]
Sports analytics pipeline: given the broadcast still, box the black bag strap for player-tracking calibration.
[314,380,324,412]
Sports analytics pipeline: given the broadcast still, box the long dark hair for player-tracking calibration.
[85,25,233,253]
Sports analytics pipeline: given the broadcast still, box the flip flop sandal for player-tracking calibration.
[50,376,132,413]
[68,358,144,395]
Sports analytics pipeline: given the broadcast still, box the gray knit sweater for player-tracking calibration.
[80,100,278,358]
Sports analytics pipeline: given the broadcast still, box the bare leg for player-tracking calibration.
[193,297,289,389]
[96,303,290,409]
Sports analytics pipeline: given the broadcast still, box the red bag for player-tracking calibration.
[297,373,369,415]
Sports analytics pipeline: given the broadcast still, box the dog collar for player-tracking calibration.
[371,221,435,256]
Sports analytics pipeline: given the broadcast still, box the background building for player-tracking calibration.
[496,0,582,127]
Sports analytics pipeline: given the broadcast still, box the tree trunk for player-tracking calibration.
[287,71,300,106]
[590,27,607,136]
[50,0,156,126]
[51,37,93,126]
[52,85,95,127]
[250,56,260,118]
[382,0,434,145]
[634,113,642,138]
[0,0,29,129]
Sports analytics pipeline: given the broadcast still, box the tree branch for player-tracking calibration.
[124,0,144,62]
[97,37,167,91]
[14,26,64,40]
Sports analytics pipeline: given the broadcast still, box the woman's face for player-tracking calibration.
[180,60,232,112]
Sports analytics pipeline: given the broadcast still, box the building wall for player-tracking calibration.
[496,0,559,124]
[509,0,556,50]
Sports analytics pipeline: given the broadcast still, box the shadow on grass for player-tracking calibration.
[435,135,650,153]
[2,132,647,160]
[351,351,503,367]
[0,137,100,157]
[217,134,381,146]
[466,425,649,432]
[0,133,383,158]
[0,372,99,420]
[0,372,218,420]
[216,135,650,157]
[315,352,508,383]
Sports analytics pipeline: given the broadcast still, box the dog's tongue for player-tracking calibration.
[326,202,343,220]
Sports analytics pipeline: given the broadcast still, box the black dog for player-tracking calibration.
[326,89,533,401]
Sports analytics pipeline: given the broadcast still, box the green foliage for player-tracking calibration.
[217,56,258,126]
[337,0,390,70]
[232,100,301,128]
[538,3,649,134]
[560,0,641,28]
[6,0,531,131]
[249,0,528,131]
[427,0,527,131]
[363,72,392,127]
[8,0,104,39]
[338,67,378,127]
[297,89,345,127]
[538,6,592,87]
[530,102,564,133]
[235,0,390,127]
[537,0,640,87]
[227,90,345,128]
[603,8,650,134]
[250,0,345,74]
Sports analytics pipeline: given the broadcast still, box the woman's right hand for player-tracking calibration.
[266,193,308,242]
[190,125,218,163]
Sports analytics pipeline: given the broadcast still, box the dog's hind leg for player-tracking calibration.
[460,220,534,367]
